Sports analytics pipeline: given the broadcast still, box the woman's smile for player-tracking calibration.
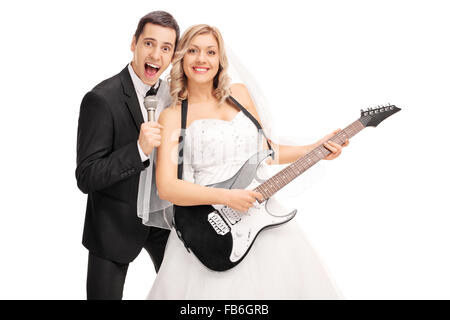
[192,66,210,74]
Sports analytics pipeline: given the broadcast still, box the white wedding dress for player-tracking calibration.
[147,109,343,300]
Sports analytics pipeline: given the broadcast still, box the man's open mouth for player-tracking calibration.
[145,63,160,78]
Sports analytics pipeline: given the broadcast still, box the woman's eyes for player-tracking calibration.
[188,48,216,55]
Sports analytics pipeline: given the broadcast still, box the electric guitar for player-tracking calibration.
[173,105,401,271]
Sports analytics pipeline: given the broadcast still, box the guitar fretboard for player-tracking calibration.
[254,119,365,200]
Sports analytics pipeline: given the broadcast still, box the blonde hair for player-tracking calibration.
[169,24,231,105]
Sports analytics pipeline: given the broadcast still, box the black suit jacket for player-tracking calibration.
[76,66,152,264]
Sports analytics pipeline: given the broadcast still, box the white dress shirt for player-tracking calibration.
[128,63,155,161]
[127,63,173,229]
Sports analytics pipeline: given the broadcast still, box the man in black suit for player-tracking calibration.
[76,11,180,300]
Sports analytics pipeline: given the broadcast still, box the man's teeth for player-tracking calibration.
[146,63,160,69]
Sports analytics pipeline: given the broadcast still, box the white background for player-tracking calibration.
[0,0,449,299]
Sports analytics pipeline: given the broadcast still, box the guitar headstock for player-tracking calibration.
[359,104,401,127]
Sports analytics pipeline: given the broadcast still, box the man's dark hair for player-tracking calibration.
[134,11,180,49]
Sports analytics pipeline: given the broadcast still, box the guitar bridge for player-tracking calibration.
[208,212,230,235]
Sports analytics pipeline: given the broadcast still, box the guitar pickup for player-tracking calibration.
[219,206,241,225]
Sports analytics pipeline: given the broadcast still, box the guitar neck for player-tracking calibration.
[255,119,365,200]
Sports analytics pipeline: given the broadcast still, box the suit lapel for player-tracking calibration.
[120,66,143,132]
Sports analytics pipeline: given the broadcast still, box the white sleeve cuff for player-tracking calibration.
[137,140,149,162]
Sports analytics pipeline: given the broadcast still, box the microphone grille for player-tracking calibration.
[144,95,158,111]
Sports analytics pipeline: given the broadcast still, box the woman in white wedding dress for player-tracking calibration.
[148,24,347,299]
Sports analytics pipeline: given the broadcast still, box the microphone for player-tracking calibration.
[144,95,158,122]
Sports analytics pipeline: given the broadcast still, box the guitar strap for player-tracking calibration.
[177,99,188,180]
[177,96,273,179]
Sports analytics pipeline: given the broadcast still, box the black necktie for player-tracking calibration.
[146,79,161,97]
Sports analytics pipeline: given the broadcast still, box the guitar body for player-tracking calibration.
[173,149,297,271]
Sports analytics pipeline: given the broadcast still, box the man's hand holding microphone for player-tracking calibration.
[138,94,163,156]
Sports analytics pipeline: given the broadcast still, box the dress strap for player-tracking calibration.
[227,96,273,152]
